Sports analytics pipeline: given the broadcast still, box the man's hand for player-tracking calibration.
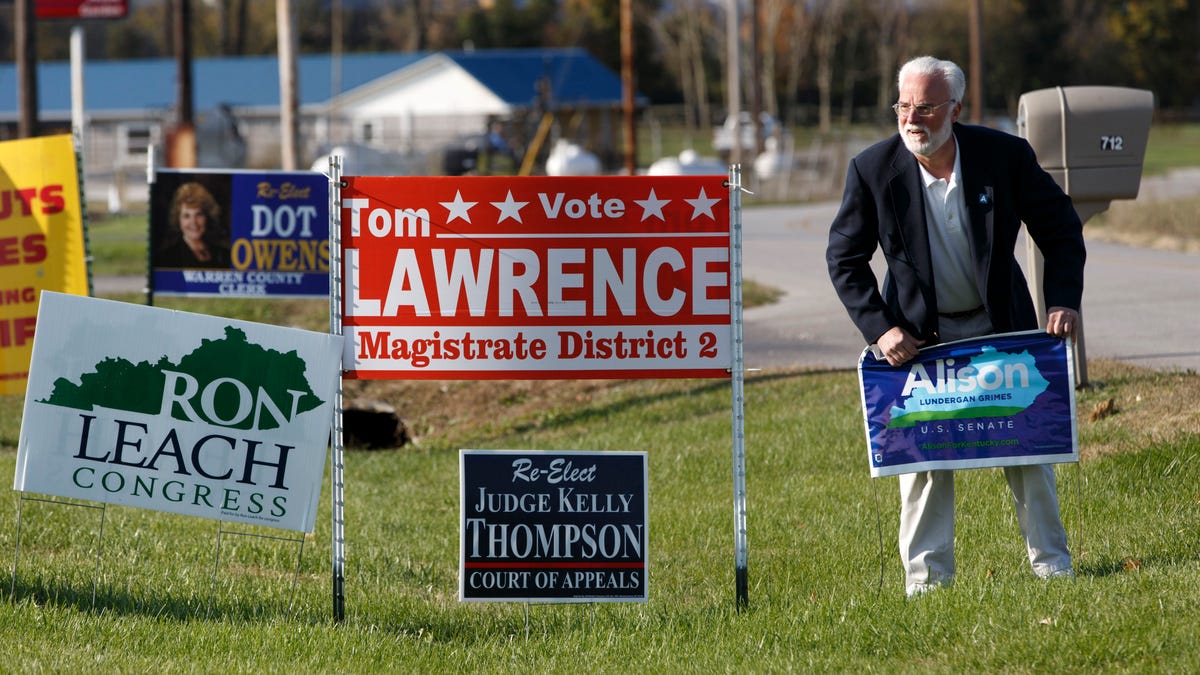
[1046,306,1080,339]
[876,326,926,366]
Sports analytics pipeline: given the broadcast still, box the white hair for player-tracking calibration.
[898,56,966,102]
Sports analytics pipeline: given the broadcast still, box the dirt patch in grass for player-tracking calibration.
[342,377,629,449]
[1075,360,1200,460]
[342,359,1200,462]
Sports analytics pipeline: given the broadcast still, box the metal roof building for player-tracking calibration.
[0,47,627,119]
[1,47,633,198]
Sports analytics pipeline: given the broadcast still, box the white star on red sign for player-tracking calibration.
[685,187,720,220]
[492,190,529,224]
[439,190,477,224]
[634,188,670,222]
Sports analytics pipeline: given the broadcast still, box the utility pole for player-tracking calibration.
[968,0,983,123]
[726,0,741,166]
[171,0,196,167]
[750,0,763,157]
[16,0,39,138]
[329,0,343,146]
[620,0,636,174]
[277,0,300,170]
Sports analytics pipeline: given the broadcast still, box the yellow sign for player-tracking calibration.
[0,135,89,395]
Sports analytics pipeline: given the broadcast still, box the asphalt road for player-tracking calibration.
[740,187,1200,374]
[93,171,1199,374]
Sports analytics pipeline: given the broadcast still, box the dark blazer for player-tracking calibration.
[826,122,1085,346]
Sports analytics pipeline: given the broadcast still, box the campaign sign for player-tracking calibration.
[460,450,648,603]
[36,0,128,19]
[341,175,731,379]
[14,292,343,532]
[150,170,329,298]
[858,330,1078,478]
[0,134,89,395]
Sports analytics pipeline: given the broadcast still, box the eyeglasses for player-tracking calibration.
[892,100,956,118]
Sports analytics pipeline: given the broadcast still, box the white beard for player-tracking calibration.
[900,120,953,157]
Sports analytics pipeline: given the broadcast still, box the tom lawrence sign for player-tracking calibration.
[857,330,1078,478]
[460,450,648,603]
[341,175,731,379]
[14,292,343,532]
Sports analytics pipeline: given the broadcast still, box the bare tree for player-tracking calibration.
[838,0,861,126]
[649,0,716,133]
[15,0,38,138]
[758,0,786,121]
[412,0,438,51]
[682,0,714,131]
[648,6,694,130]
[814,0,846,133]
[780,0,814,128]
[215,0,250,55]
[872,0,908,122]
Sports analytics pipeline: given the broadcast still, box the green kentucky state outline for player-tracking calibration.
[886,346,1049,428]
[39,326,324,431]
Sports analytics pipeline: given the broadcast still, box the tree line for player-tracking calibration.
[4,0,1197,130]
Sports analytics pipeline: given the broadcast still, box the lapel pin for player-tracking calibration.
[978,193,991,206]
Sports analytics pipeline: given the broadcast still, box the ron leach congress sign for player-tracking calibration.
[340,175,731,379]
[461,450,648,602]
[14,293,343,532]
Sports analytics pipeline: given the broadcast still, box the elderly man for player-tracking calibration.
[826,55,1084,596]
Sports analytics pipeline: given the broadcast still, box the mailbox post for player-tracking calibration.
[1016,86,1154,385]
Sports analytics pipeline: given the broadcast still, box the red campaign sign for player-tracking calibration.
[340,175,732,380]
[36,0,128,20]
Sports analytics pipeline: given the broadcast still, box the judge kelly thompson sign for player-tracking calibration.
[460,450,648,603]
[14,292,343,533]
[341,175,731,379]
[858,330,1078,478]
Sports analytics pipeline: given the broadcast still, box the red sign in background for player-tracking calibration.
[340,175,732,379]
[36,0,128,20]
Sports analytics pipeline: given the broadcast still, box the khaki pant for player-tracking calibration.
[899,311,1073,596]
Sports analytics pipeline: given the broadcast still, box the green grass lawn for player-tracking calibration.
[1143,124,1200,176]
[2,360,1199,671]
[7,128,1198,670]
[85,212,150,277]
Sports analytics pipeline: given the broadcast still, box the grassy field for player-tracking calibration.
[1088,195,1200,253]
[3,125,1197,671]
[2,358,1199,671]
[83,122,1200,279]
[1140,124,1200,176]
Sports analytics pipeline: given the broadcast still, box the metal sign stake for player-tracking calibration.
[727,164,749,610]
[329,155,347,622]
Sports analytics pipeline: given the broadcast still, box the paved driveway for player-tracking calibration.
[740,183,1200,374]
[93,174,1199,374]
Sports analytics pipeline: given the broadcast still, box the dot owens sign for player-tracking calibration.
[340,175,732,379]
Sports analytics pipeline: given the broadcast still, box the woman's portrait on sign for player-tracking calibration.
[156,180,232,269]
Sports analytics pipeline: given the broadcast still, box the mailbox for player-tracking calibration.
[1017,86,1154,222]
[1016,85,1154,387]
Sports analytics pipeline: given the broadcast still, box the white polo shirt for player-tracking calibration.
[917,135,984,314]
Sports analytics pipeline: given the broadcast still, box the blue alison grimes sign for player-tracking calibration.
[857,330,1078,478]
